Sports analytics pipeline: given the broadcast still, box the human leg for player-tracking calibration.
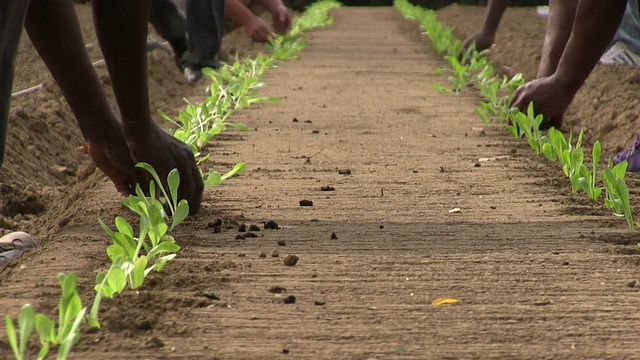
[0,0,29,167]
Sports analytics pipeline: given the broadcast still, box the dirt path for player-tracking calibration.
[2,7,640,360]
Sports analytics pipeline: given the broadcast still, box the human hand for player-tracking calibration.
[126,125,204,214]
[509,75,577,130]
[244,16,274,43]
[458,31,495,61]
[272,6,292,34]
[84,127,137,198]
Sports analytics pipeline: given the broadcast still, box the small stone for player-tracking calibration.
[270,250,279,258]
[259,252,267,258]
[314,300,326,306]
[244,232,258,238]
[283,295,296,304]
[249,224,261,231]
[238,224,247,232]
[474,163,481,167]
[284,255,299,266]
[235,235,245,240]
[283,348,290,354]
[330,232,338,240]
[627,280,637,288]
[312,130,320,134]
[277,240,286,246]
[299,199,313,206]
[320,185,335,191]
[490,206,496,209]
[379,225,384,229]
[338,168,351,175]
[562,261,569,266]
[292,118,299,122]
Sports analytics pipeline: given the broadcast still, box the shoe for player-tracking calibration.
[0,231,37,252]
[183,66,203,84]
[0,250,24,267]
[613,132,640,172]
[600,41,640,66]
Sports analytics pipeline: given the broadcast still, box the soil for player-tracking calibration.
[2,4,640,360]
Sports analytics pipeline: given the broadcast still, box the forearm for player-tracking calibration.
[92,0,155,140]
[553,0,627,92]
[225,0,256,27]
[481,0,509,35]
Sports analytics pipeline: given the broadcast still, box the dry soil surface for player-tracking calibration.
[1,5,640,360]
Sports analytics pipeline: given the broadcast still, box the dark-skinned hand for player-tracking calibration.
[272,6,292,34]
[509,75,576,130]
[126,124,204,214]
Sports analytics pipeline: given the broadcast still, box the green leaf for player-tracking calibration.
[5,315,20,360]
[114,217,133,238]
[148,242,181,259]
[205,170,223,187]
[167,168,180,215]
[221,162,247,181]
[149,222,169,247]
[37,341,50,360]
[35,314,55,345]
[18,304,35,356]
[171,200,189,231]
[130,256,148,289]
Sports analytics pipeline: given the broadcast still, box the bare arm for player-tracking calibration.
[225,0,257,27]
[460,0,509,56]
[481,0,509,36]
[552,0,627,92]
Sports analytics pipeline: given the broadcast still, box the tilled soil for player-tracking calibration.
[1,5,640,360]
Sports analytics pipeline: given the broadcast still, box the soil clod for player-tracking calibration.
[277,240,286,246]
[249,224,261,231]
[208,219,223,233]
[284,255,299,266]
[270,250,280,258]
[283,295,296,304]
[321,185,335,191]
[314,300,326,306]
[269,286,286,293]
[330,232,338,240]
[259,252,267,258]
[201,292,220,300]
[299,199,313,206]
[244,232,259,238]
[627,280,637,288]
[238,224,247,232]
[264,220,280,229]
[338,168,352,175]
[235,235,245,240]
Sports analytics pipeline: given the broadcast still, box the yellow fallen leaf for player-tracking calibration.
[432,298,460,306]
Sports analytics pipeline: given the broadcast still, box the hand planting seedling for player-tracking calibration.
[397,0,638,231]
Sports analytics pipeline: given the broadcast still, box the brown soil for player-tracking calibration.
[2,5,640,359]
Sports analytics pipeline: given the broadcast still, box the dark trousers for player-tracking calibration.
[0,0,29,167]
[149,0,225,70]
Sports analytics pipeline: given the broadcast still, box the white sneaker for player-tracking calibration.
[600,41,640,66]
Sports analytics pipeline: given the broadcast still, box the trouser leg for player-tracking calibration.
[0,0,29,167]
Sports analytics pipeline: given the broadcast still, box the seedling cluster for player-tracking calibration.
[395,0,638,235]
[4,2,341,359]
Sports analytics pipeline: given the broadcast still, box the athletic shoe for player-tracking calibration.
[0,231,37,252]
[600,41,640,66]
[613,132,640,172]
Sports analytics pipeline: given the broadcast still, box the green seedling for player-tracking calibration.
[577,141,603,201]
[204,161,247,187]
[5,304,35,360]
[5,273,87,360]
[602,159,633,228]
